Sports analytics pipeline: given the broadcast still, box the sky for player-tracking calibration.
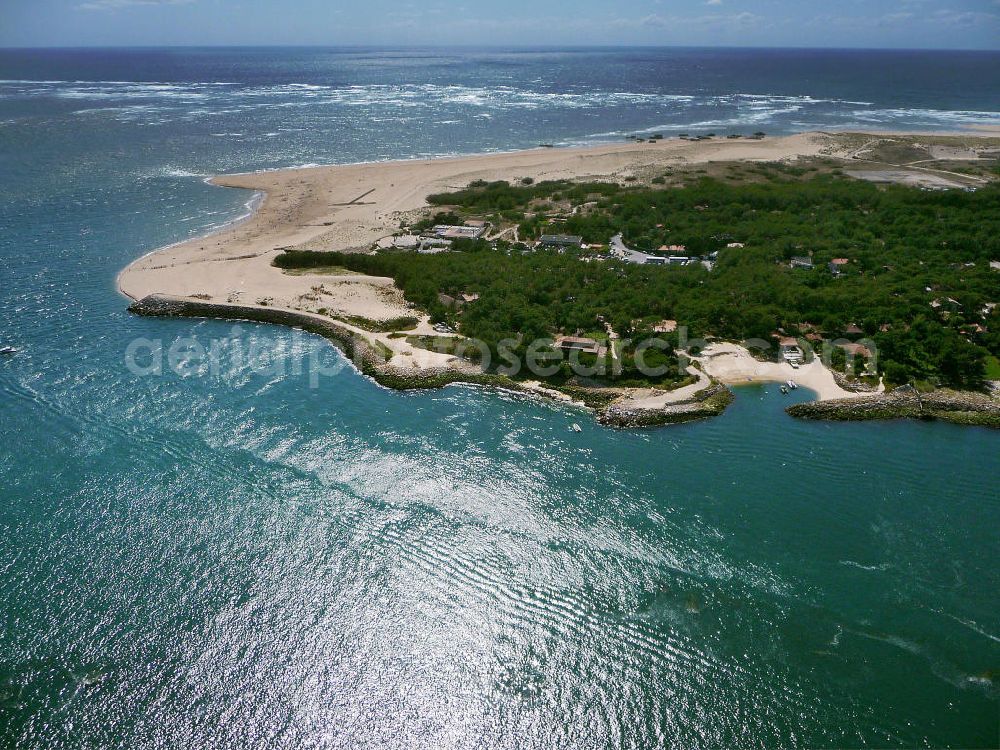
[1,0,999,49]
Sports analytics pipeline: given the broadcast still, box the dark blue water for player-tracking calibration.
[1,48,998,749]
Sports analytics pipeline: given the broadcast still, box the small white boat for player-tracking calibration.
[787,380,797,389]
[780,385,788,395]
[570,423,582,432]
[0,346,16,355]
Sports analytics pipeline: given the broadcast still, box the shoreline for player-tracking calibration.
[119,130,1000,427]
[117,187,266,302]
[126,293,738,427]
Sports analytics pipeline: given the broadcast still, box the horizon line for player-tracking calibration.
[2,43,999,53]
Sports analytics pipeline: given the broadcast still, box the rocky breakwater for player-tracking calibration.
[598,384,735,428]
[128,295,739,427]
[786,385,1000,428]
[128,294,485,390]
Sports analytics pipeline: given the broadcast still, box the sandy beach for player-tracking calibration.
[118,133,833,303]
[694,342,868,400]
[117,131,976,410]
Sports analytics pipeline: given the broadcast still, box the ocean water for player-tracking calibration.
[0,47,998,749]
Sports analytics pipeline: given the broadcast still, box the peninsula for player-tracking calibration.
[120,131,1000,427]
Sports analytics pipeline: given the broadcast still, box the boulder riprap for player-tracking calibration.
[787,385,1000,428]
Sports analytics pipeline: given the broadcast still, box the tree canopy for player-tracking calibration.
[279,174,1000,389]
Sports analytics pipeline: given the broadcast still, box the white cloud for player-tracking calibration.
[705,0,723,6]
[932,8,1000,26]
[614,10,761,30]
[806,6,999,32]
[77,0,194,11]
[729,11,759,25]
[637,13,669,28]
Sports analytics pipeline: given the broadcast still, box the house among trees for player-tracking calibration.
[439,291,481,308]
[829,258,850,276]
[554,336,601,355]
[653,319,678,333]
[418,237,452,253]
[539,234,584,249]
[839,342,873,359]
[778,336,805,363]
[431,223,488,240]
[389,234,420,250]
[930,297,962,310]
[789,256,814,270]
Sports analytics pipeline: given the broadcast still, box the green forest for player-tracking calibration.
[277,174,1000,389]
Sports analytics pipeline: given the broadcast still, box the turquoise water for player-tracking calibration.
[1,48,999,748]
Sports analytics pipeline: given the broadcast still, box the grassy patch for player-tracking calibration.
[985,355,1000,380]
[368,338,394,362]
[406,334,484,361]
[859,142,933,164]
[336,315,419,333]
[281,265,362,276]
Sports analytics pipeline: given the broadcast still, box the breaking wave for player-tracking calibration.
[2,78,997,139]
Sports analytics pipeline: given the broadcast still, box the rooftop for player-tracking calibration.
[539,234,583,246]
[839,342,872,357]
[653,319,678,333]
[432,224,486,239]
[555,335,600,354]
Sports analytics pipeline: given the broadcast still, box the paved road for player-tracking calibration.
[609,233,652,264]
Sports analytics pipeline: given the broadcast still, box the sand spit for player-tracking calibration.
[119,132,996,426]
